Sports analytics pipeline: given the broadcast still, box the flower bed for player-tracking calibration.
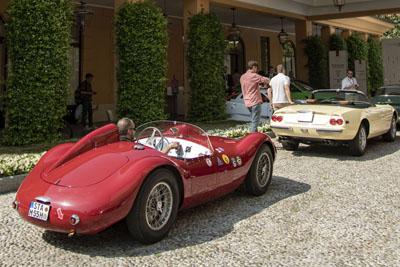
[0,123,271,178]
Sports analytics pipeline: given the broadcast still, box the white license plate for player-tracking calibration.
[28,201,50,221]
[297,112,314,122]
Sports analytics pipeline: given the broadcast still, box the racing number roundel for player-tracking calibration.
[222,154,230,164]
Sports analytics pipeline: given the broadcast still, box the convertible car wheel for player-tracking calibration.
[281,140,299,151]
[382,116,397,142]
[127,169,179,244]
[349,124,367,156]
[244,144,273,196]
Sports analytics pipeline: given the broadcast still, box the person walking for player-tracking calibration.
[240,60,270,133]
[341,70,359,90]
[78,73,97,129]
[267,64,293,111]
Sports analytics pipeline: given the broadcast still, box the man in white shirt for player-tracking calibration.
[267,64,293,111]
[342,70,359,90]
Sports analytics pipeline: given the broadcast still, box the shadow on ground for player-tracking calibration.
[42,176,310,257]
[288,134,400,161]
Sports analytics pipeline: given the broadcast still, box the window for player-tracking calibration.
[282,41,296,78]
[260,37,270,74]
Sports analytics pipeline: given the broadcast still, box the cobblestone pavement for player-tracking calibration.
[1,134,399,266]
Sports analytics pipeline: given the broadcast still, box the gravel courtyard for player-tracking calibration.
[1,134,399,266]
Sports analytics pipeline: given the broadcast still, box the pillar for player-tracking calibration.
[183,0,209,119]
[341,29,352,40]
[358,32,369,41]
[321,26,335,51]
[372,35,382,42]
[295,19,312,84]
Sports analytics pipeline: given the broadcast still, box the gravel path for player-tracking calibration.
[1,134,399,266]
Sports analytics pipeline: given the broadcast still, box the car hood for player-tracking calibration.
[41,148,129,188]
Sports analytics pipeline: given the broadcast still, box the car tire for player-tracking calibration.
[349,124,367,156]
[126,169,179,244]
[244,144,273,196]
[281,140,299,151]
[382,116,397,142]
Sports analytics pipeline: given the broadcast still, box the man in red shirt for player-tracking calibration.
[240,61,270,132]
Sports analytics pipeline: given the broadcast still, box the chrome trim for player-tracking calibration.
[70,214,80,225]
[271,126,291,130]
[316,129,343,133]
[35,196,51,204]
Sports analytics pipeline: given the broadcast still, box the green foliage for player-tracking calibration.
[329,33,347,51]
[379,14,400,39]
[367,37,384,91]
[304,35,328,89]
[187,12,228,121]
[115,1,168,126]
[346,34,369,73]
[4,0,73,145]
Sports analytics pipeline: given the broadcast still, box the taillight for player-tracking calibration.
[330,118,344,125]
[272,115,282,122]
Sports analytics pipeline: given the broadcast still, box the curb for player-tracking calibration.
[0,174,27,194]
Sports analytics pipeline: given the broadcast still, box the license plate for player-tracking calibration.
[28,201,50,221]
[298,111,314,122]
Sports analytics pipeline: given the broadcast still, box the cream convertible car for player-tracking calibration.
[270,89,398,156]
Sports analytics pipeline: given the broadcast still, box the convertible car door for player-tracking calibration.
[186,154,217,195]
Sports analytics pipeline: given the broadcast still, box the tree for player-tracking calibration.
[380,14,400,39]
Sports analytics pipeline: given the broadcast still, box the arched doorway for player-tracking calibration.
[282,41,296,78]
[0,15,6,128]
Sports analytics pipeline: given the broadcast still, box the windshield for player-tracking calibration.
[376,86,400,96]
[135,121,213,155]
[311,91,371,106]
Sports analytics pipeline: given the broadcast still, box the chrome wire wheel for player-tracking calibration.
[256,151,272,187]
[359,126,367,151]
[145,182,173,231]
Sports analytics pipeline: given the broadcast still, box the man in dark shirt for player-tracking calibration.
[78,73,96,129]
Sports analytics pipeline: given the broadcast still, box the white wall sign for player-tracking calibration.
[355,60,368,95]
[329,51,348,89]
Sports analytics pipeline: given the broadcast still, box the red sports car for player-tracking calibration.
[12,121,276,244]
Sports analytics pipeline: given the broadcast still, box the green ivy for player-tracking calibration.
[115,1,168,126]
[304,35,328,89]
[4,0,73,145]
[329,33,347,51]
[187,12,227,121]
[367,37,384,91]
[346,34,370,92]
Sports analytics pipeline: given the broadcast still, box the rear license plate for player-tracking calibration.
[298,111,314,122]
[28,201,50,221]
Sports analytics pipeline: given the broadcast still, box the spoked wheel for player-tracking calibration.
[382,116,397,142]
[127,169,179,244]
[349,124,367,156]
[137,127,168,151]
[244,144,273,196]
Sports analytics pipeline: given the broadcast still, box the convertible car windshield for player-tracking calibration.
[135,121,213,158]
[309,90,371,107]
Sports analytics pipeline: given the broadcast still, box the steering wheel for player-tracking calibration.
[137,127,168,152]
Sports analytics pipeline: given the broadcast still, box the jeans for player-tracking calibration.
[82,101,93,127]
[248,103,261,133]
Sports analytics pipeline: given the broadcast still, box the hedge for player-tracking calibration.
[4,0,73,145]
[187,12,227,121]
[304,35,328,89]
[329,33,347,51]
[367,37,384,91]
[115,0,168,126]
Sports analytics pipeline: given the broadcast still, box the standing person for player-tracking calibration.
[267,64,293,111]
[341,70,359,90]
[78,73,96,129]
[223,66,233,95]
[267,66,276,79]
[240,60,270,133]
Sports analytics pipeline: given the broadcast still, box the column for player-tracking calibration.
[358,32,369,41]
[341,29,352,40]
[321,25,335,51]
[183,0,209,119]
[372,35,382,42]
[295,19,312,84]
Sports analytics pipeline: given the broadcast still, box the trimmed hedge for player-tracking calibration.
[329,33,347,51]
[346,34,369,93]
[115,1,168,126]
[367,37,383,91]
[4,0,73,145]
[304,35,328,89]
[187,12,227,121]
